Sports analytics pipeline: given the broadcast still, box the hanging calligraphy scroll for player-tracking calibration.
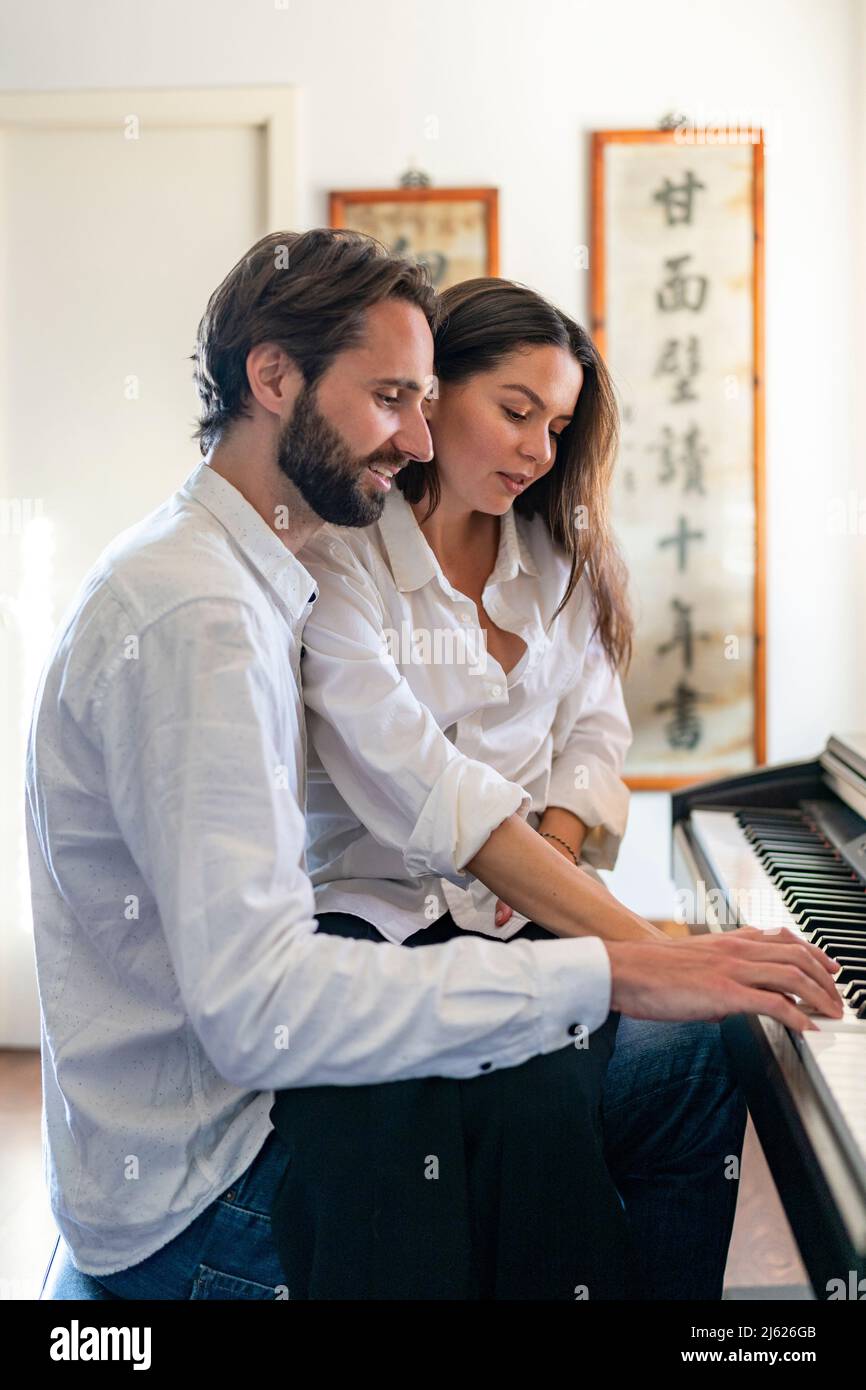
[591,128,765,789]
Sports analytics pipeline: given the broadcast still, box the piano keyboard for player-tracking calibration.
[690,807,866,1188]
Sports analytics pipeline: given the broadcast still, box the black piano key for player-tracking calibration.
[761,861,846,874]
[792,911,866,926]
[782,886,866,895]
[782,891,866,909]
[779,882,866,897]
[810,948,866,961]
[774,864,861,874]
[800,913,865,924]
[833,967,866,986]
[768,862,861,875]
[731,815,866,995]
[749,834,828,845]
[758,855,830,865]
[810,932,866,950]
[750,840,827,853]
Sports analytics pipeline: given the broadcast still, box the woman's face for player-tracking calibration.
[423,343,584,515]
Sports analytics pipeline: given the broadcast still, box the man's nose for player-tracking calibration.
[395,403,434,464]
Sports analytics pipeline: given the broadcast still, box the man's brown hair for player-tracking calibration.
[191,227,439,454]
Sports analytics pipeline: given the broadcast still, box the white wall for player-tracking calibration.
[1,0,863,921]
[856,0,866,714]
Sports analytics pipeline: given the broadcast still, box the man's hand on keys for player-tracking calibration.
[606,924,844,1030]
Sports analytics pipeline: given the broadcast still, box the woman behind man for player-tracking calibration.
[301,275,643,940]
[268,277,744,1299]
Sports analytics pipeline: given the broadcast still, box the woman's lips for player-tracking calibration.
[496,471,530,495]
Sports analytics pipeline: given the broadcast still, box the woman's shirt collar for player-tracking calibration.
[376,485,540,598]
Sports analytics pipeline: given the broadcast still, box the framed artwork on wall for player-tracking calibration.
[591,127,766,789]
[329,186,499,289]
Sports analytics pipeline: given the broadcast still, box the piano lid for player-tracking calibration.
[821,733,866,822]
[825,733,866,783]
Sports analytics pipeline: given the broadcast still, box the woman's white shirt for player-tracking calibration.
[300,484,634,943]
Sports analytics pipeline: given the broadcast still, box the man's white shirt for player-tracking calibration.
[24,458,612,1276]
[301,484,634,941]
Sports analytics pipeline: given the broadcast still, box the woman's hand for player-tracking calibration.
[493,901,513,928]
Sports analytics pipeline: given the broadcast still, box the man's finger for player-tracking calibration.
[732,961,843,1018]
[736,985,820,1032]
[729,939,844,1010]
[733,925,840,974]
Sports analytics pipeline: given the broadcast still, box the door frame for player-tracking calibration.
[0,85,297,227]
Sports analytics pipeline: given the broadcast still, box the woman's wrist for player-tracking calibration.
[537,807,589,863]
[538,830,582,866]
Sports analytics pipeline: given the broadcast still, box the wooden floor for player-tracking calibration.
[1,1042,808,1299]
[1,1049,60,1300]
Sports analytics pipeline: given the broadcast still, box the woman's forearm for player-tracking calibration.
[466,813,668,942]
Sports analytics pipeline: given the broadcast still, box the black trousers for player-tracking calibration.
[268,911,635,1300]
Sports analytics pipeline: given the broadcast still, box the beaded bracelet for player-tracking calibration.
[539,831,581,867]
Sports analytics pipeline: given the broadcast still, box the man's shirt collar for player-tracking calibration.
[180,459,318,620]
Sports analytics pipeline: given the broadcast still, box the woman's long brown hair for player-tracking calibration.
[395,278,634,674]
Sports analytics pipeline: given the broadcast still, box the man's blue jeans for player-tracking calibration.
[90,1126,290,1299]
[602,1015,747,1299]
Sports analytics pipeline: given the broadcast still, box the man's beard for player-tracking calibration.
[275,380,404,527]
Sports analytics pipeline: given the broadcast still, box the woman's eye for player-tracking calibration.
[504,406,561,440]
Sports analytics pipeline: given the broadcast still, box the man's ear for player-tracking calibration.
[245,342,304,419]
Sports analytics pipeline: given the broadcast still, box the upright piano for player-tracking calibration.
[672,732,866,1297]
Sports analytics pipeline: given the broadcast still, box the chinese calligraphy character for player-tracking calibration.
[656,254,709,313]
[654,335,701,402]
[656,598,712,669]
[658,514,706,571]
[649,425,707,494]
[654,679,714,750]
[652,170,706,226]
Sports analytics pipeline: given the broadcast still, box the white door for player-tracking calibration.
[0,87,297,1044]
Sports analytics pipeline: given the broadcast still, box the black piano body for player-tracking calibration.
[671,733,866,1297]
